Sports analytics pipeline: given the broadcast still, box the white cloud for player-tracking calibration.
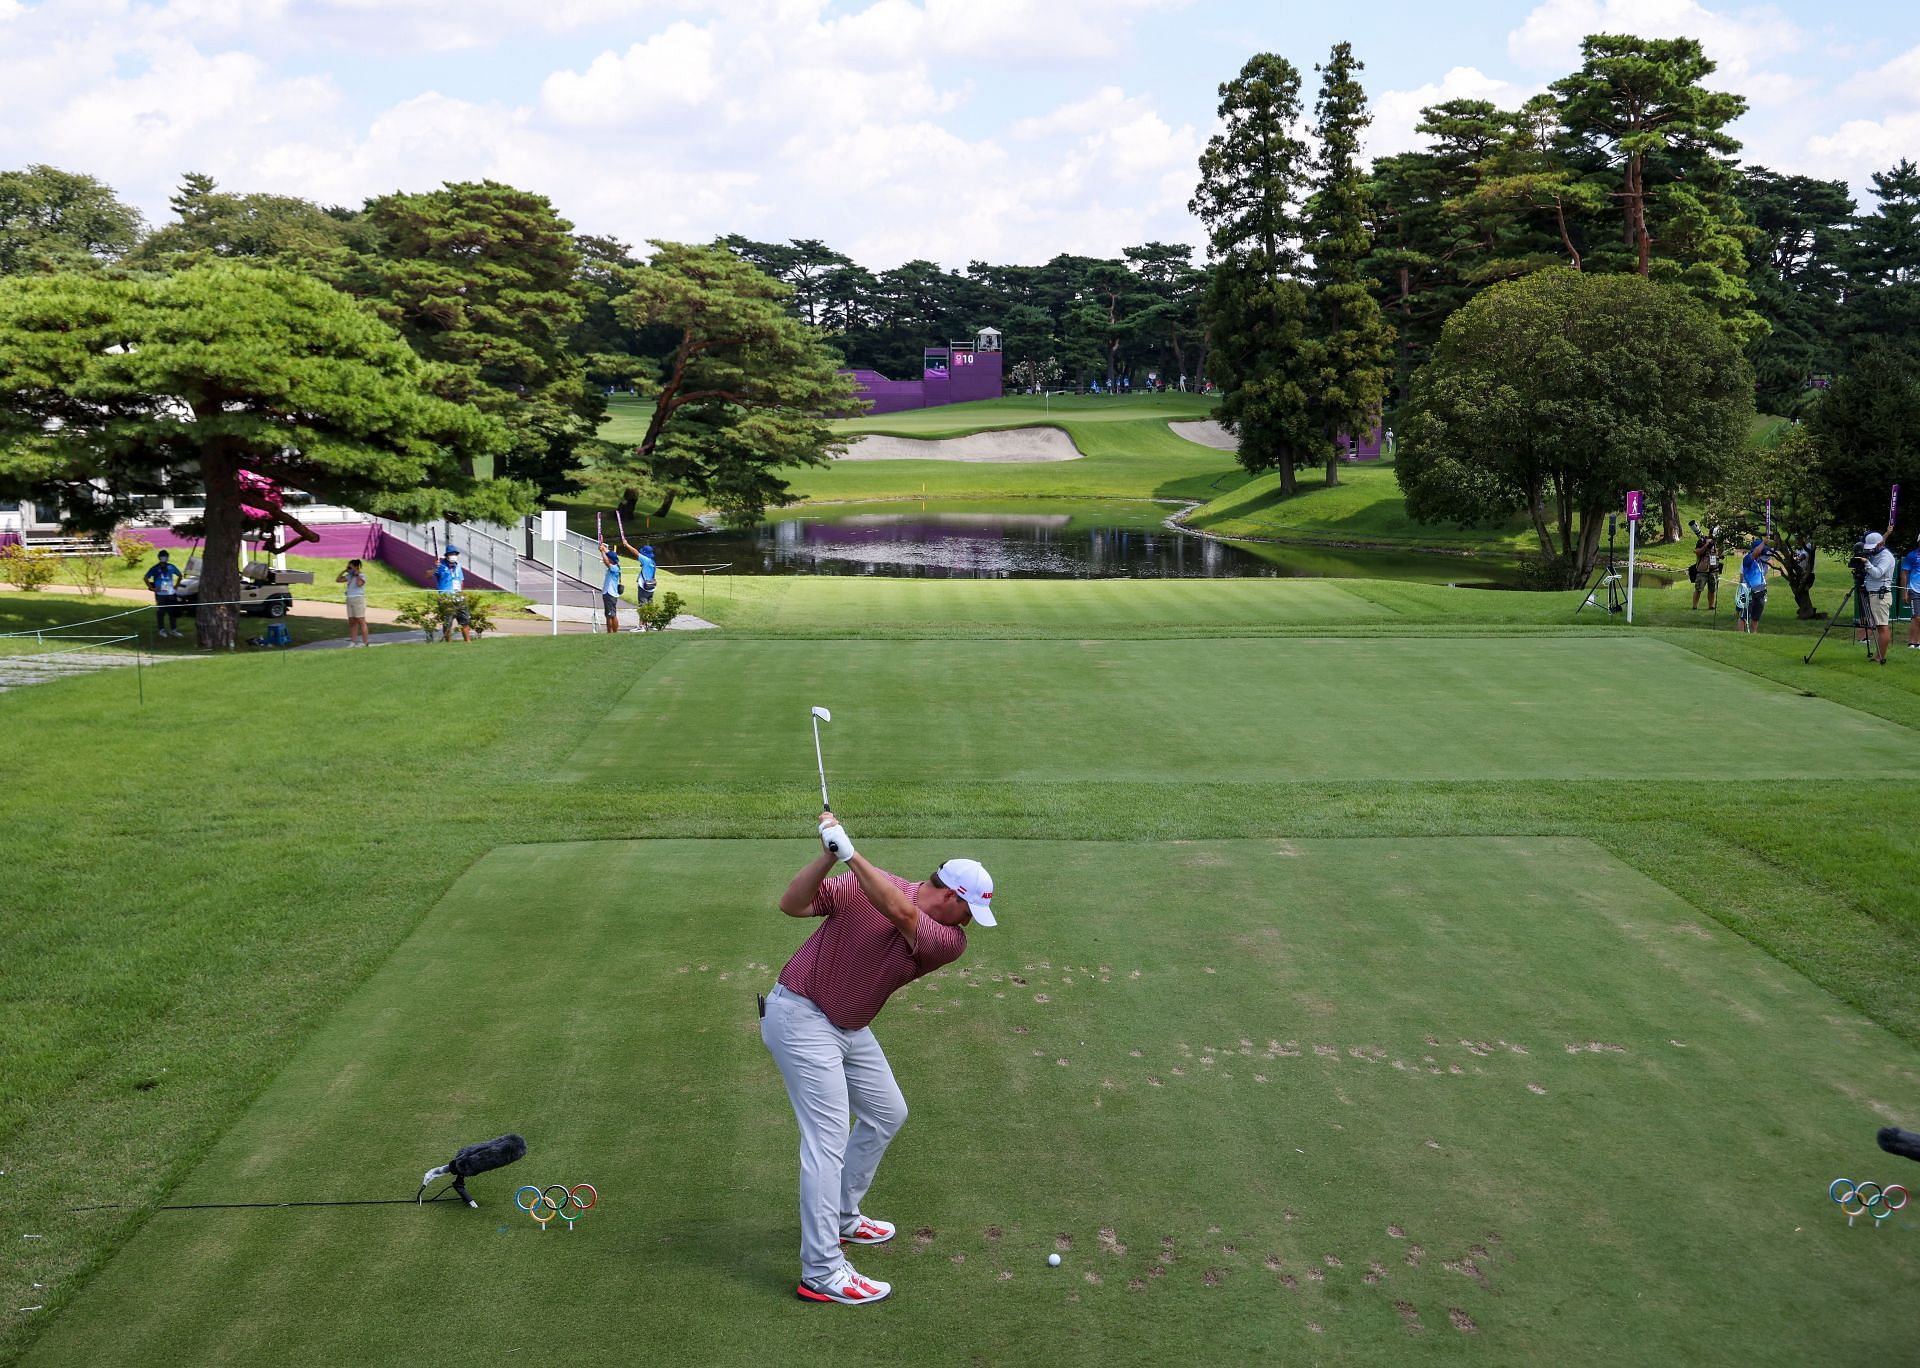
[1805,112,1920,190]
[1366,66,1537,160]
[540,23,718,125]
[1509,0,1802,71]
[1854,43,1920,108]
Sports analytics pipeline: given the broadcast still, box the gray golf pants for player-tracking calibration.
[761,984,908,1282]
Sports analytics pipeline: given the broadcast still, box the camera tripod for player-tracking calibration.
[1803,574,1874,664]
[1574,516,1628,616]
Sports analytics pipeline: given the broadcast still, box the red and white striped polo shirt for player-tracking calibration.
[778,869,967,1030]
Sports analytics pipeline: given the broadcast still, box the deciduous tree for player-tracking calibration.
[1398,268,1751,585]
[0,165,143,275]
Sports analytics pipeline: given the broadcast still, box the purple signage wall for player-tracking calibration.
[846,348,1003,414]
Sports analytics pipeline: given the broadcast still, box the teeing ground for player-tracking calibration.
[31,837,1920,1367]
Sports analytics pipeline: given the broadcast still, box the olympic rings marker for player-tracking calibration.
[514,1183,598,1232]
[1829,1178,1909,1227]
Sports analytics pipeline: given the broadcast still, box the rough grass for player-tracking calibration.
[6,582,1920,1364]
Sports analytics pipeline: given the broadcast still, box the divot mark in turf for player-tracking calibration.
[1149,1265,1167,1279]
[1366,1261,1385,1284]
[1407,1244,1425,1267]
[951,1254,966,1264]
[1083,1270,1101,1286]
[1055,1233,1073,1252]
[1305,1266,1325,1282]
[1203,1268,1223,1287]
[1323,1253,1342,1267]
[914,1227,935,1251]
[997,1271,1013,1282]
[1388,1225,1405,1238]
[1098,1226,1125,1256]
[1307,1321,1324,1334]
[1264,1254,1284,1271]
[1424,1139,1441,1150]
[1527,1083,1548,1095]
[1127,1278,1145,1292]
[1449,1308,1479,1333]
[1396,1301,1424,1334]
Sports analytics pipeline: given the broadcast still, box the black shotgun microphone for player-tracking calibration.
[420,1133,528,1207]
[1877,1126,1920,1163]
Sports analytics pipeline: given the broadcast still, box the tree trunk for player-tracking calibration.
[619,487,640,518]
[1278,460,1297,497]
[1783,562,1819,618]
[1659,489,1681,544]
[653,489,677,519]
[1527,487,1556,558]
[1573,507,1604,587]
[1554,196,1582,270]
[196,446,245,651]
[1628,153,1651,277]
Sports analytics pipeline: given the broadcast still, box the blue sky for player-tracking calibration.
[3,1,1915,268]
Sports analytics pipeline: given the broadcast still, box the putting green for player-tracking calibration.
[31,837,1918,1366]
[560,636,1920,784]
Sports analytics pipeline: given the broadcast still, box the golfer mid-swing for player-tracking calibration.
[763,810,997,1305]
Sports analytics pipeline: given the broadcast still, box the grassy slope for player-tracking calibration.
[5,580,1920,1363]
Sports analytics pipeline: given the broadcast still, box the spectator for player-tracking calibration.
[1859,531,1896,664]
[1903,535,1920,651]
[434,546,472,643]
[599,538,625,634]
[637,543,658,626]
[142,549,185,638]
[336,559,369,646]
[1689,526,1720,610]
[1737,536,1775,634]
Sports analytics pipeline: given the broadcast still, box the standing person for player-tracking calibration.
[1859,531,1897,664]
[1737,536,1774,634]
[335,559,370,646]
[1689,526,1720,610]
[636,544,657,625]
[142,549,185,638]
[598,538,625,634]
[763,811,999,1306]
[433,545,471,643]
[1902,535,1920,650]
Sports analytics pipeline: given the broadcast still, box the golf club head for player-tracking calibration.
[811,706,831,723]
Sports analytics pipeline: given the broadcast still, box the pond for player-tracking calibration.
[651,498,1672,589]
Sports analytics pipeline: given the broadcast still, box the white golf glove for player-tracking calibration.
[819,820,856,864]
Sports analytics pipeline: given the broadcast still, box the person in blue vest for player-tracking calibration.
[599,537,626,633]
[1902,535,1920,651]
[637,544,658,617]
[142,549,186,638]
[434,546,472,642]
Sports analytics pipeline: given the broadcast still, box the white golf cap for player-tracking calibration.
[1864,532,1885,550]
[936,858,996,926]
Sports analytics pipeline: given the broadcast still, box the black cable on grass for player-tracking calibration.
[70,1183,468,1213]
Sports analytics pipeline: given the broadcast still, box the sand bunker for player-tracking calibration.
[1170,419,1238,450]
[836,428,1083,462]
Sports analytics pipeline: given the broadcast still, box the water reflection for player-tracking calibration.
[660,499,1670,589]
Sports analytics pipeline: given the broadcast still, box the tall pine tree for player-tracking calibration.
[1304,42,1394,487]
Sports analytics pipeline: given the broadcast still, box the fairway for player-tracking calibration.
[561,636,1920,783]
[31,836,1918,1366]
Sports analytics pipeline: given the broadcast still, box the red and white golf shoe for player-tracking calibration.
[797,1262,892,1305]
[840,1215,897,1246]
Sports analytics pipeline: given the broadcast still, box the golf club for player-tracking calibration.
[810,706,832,807]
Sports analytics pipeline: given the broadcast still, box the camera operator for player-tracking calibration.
[1737,535,1777,634]
[1854,531,1896,665]
[1687,521,1722,610]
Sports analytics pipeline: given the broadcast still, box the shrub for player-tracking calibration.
[635,591,685,631]
[394,591,498,641]
[0,542,60,591]
[65,555,110,597]
[113,531,153,569]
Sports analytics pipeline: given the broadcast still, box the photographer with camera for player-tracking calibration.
[1687,520,1722,610]
[1736,535,1778,634]
[1902,535,1920,651]
[1854,531,1897,664]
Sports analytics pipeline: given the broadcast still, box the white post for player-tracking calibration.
[539,510,567,636]
[1627,517,1637,623]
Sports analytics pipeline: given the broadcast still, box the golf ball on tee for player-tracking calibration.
[1047,1253,1061,1267]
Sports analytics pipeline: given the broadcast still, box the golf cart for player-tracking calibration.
[176,557,315,617]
